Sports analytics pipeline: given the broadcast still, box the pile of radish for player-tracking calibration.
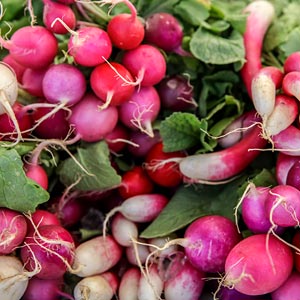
[2,0,300,299]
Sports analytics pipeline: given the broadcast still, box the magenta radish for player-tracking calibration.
[251,66,283,122]
[43,0,76,34]
[164,259,205,300]
[42,63,86,107]
[20,224,76,280]
[286,161,300,190]
[118,86,161,137]
[264,184,300,227]
[157,74,196,111]
[111,213,139,247]
[72,235,122,277]
[118,166,154,199]
[24,163,49,190]
[276,153,300,185]
[138,263,164,300]
[282,71,300,100]
[118,267,140,300]
[104,123,129,153]
[0,208,27,255]
[106,0,144,50]
[240,1,275,97]
[122,44,167,86]
[73,274,114,300]
[69,92,119,142]
[284,51,300,73]
[2,54,26,83]
[21,67,47,97]
[0,255,32,300]
[223,233,293,295]
[0,26,58,69]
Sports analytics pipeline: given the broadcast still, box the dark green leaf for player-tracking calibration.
[0,148,49,212]
[58,141,121,191]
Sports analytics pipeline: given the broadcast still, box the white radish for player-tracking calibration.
[118,267,140,300]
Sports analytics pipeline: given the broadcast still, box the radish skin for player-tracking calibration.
[276,153,300,185]
[118,267,140,300]
[284,52,300,73]
[282,71,300,100]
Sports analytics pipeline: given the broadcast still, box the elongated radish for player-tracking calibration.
[223,234,293,295]
[251,66,283,122]
[72,235,122,277]
[118,267,140,300]
[0,208,27,255]
[240,1,275,97]
[0,26,58,69]
[179,116,266,182]
[284,51,300,73]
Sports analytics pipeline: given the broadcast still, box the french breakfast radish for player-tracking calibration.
[118,267,140,300]
[282,71,300,100]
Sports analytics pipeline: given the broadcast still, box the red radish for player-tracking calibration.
[282,71,300,100]
[164,259,205,300]
[21,68,47,97]
[223,234,293,295]
[20,224,76,279]
[240,1,275,97]
[265,184,300,227]
[0,255,33,300]
[138,263,164,300]
[0,208,27,254]
[43,0,76,34]
[118,267,140,300]
[72,235,122,277]
[104,123,129,153]
[106,0,144,50]
[111,213,139,247]
[292,231,300,272]
[276,153,300,185]
[144,142,185,187]
[69,92,119,142]
[24,163,49,190]
[251,66,283,122]
[42,63,86,107]
[0,26,58,69]
[126,238,151,266]
[271,271,300,300]
[122,44,167,86]
[118,166,154,199]
[100,271,119,294]
[2,54,26,83]
[73,275,114,300]
[286,161,300,190]
[284,51,300,73]
[157,74,196,112]
[90,62,136,108]
[118,86,161,137]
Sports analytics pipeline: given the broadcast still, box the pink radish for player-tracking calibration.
[240,0,275,97]
[276,153,300,185]
[223,234,293,295]
[2,54,26,83]
[122,44,167,86]
[118,267,140,300]
[282,71,300,100]
[118,86,161,137]
[286,161,300,190]
[21,68,47,97]
[0,208,27,255]
[24,163,49,190]
[72,235,122,277]
[0,26,58,69]
[284,51,300,73]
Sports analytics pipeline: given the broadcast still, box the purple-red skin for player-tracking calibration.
[0,208,28,255]
[276,153,300,185]
[69,92,119,142]
[21,68,47,97]
[183,215,241,273]
[284,51,300,73]
[224,234,293,296]
[122,44,167,86]
[104,123,129,153]
[24,163,49,190]
[286,161,300,190]
[42,63,86,106]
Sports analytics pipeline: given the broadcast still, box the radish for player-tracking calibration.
[0,208,27,255]
[126,238,151,266]
[0,255,33,300]
[271,271,300,300]
[2,54,26,83]
[72,235,122,277]
[284,51,300,73]
[90,62,136,108]
[118,267,140,300]
[276,153,300,185]
[122,44,167,86]
[73,275,114,300]
[106,0,145,50]
[21,67,47,97]
[118,86,161,137]
[282,71,300,100]
[292,231,300,272]
[286,161,300,191]
[24,163,49,190]
[223,234,293,295]
[20,224,76,279]
[240,0,275,97]
[0,26,58,69]
[43,0,76,35]
[104,123,130,153]
[69,92,119,142]
[147,234,179,258]
[118,166,154,199]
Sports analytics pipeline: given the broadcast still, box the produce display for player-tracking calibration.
[1,0,300,299]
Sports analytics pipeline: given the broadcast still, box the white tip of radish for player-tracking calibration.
[243,0,275,23]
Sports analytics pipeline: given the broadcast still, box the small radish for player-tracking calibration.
[284,51,300,73]
[0,26,58,69]
[21,67,48,97]
[118,267,140,300]
[0,208,27,255]
[276,153,300,185]
[24,163,49,190]
[292,230,300,272]
[104,123,129,153]
[72,235,122,277]
[126,238,151,266]
[282,71,300,100]
[122,44,167,86]
[223,234,293,295]
[2,54,26,83]
[118,86,161,137]
[286,161,300,191]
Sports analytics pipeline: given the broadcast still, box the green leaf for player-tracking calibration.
[190,27,245,65]
[279,27,300,57]
[159,112,204,152]
[58,141,121,191]
[0,148,49,212]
